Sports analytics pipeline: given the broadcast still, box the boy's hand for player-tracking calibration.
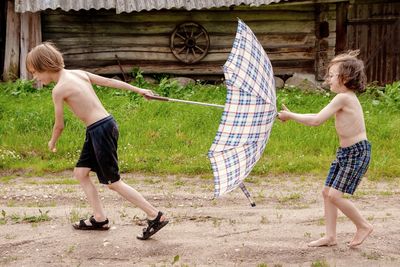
[48,140,57,153]
[278,104,291,122]
[139,89,155,100]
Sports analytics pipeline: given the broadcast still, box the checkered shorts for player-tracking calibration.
[325,140,371,194]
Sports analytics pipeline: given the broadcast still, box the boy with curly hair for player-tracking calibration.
[278,51,372,247]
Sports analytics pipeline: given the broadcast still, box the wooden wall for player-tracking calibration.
[0,0,7,77]
[42,4,337,79]
[347,1,400,84]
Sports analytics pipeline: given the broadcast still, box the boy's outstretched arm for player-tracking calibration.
[85,71,154,98]
[278,94,346,126]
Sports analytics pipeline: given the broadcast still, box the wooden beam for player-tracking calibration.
[335,2,348,54]
[3,0,20,81]
[20,12,42,80]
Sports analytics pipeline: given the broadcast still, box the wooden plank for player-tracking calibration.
[20,12,42,80]
[3,0,20,81]
[43,20,316,35]
[60,44,315,55]
[45,32,317,48]
[63,49,315,64]
[82,60,314,76]
[43,9,316,23]
[335,2,348,53]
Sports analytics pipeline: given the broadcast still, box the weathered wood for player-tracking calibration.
[20,12,41,79]
[44,9,317,23]
[315,4,335,80]
[43,20,316,35]
[83,60,314,76]
[63,50,315,66]
[346,1,400,84]
[46,32,318,48]
[335,2,348,54]
[40,4,337,79]
[3,0,20,81]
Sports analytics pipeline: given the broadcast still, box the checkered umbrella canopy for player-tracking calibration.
[208,19,276,202]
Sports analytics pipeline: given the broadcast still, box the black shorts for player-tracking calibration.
[76,115,120,184]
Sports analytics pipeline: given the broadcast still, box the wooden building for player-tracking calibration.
[2,0,399,84]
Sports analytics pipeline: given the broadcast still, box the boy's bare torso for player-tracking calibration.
[53,70,109,126]
[334,92,367,147]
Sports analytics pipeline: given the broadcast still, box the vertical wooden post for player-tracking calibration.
[336,2,348,55]
[20,12,42,80]
[315,3,330,81]
[3,0,20,81]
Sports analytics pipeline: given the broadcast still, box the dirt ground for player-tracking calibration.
[0,172,399,267]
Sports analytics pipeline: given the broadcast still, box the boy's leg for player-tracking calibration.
[107,180,166,221]
[74,167,108,224]
[327,188,373,247]
[308,187,338,247]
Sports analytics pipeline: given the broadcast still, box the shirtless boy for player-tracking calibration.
[26,42,168,240]
[278,51,373,248]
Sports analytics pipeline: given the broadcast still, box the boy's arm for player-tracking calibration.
[278,94,346,126]
[84,71,154,97]
[48,90,65,152]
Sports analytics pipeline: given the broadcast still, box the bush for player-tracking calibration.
[365,81,400,110]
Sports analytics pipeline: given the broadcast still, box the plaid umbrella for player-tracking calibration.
[208,19,277,205]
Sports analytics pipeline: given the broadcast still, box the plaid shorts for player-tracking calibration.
[325,140,371,195]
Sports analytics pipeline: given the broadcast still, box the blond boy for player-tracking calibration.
[278,51,372,247]
[26,42,168,240]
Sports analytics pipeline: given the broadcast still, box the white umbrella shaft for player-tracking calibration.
[148,95,224,109]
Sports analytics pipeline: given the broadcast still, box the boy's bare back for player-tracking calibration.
[53,69,109,126]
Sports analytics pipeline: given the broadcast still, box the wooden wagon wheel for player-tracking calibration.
[170,22,210,64]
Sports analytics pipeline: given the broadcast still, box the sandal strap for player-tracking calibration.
[142,211,163,232]
[78,219,87,227]
[148,211,163,224]
[89,215,109,227]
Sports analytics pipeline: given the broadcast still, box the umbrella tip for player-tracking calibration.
[251,202,256,207]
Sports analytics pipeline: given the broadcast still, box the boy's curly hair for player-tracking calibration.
[326,50,367,92]
[26,42,64,73]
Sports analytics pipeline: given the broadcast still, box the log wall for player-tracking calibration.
[42,4,338,79]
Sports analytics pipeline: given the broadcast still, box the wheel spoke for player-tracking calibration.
[182,26,189,38]
[190,27,194,37]
[176,33,186,40]
[195,31,204,40]
[191,48,196,56]
[177,46,186,54]
[195,45,205,53]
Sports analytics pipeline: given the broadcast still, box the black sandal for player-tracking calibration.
[73,215,110,231]
[137,211,169,240]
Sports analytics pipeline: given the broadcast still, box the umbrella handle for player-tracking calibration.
[147,95,225,109]
[239,183,256,207]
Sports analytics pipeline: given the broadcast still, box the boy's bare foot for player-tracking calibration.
[348,224,373,248]
[308,237,337,247]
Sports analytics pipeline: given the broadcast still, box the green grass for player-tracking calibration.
[0,79,399,181]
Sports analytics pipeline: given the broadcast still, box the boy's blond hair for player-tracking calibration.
[326,50,367,92]
[26,42,64,73]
